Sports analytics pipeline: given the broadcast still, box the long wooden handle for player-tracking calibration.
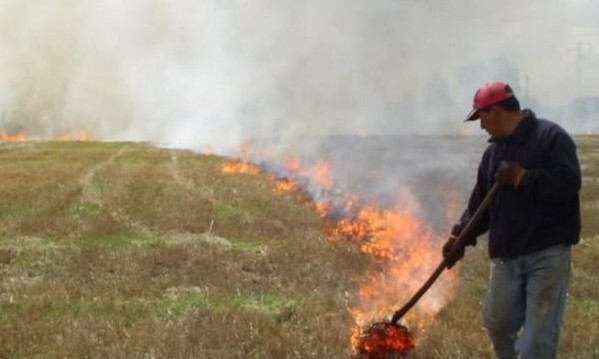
[390,182,501,325]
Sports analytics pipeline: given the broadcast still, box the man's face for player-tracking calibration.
[479,107,502,137]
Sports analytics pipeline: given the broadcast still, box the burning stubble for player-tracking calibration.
[222,139,470,355]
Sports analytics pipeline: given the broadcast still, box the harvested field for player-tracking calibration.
[0,137,598,358]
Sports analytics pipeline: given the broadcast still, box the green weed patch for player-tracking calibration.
[214,204,252,220]
[232,293,293,317]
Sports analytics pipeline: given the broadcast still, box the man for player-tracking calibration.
[443,82,581,359]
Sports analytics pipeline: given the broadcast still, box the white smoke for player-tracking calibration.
[1,0,599,150]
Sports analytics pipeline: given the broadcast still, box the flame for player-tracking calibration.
[275,179,299,193]
[220,144,462,357]
[0,129,28,142]
[335,202,448,323]
[1,129,93,142]
[313,175,460,355]
[222,154,337,199]
[315,202,330,218]
[353,324,417,356]
[221,161,262,175]
[220,160,303,198]
[281,157,334,190]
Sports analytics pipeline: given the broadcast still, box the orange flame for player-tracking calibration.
[221,144,462,356]
[353,323,417,356]
[345,206,446,318]
[0,129,93,142]
[281,157,334,190]
[321,191,459,355]
[221,161,262,175]
[0,129,27,142]
[220,160,303,197]
[275,179,299,193]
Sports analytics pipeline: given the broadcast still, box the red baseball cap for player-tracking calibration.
[465,82,514,121]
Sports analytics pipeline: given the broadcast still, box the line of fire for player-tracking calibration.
[220,142,465,358]
[0,129,92,142]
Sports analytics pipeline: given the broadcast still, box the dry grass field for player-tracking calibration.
[1,137,598,358]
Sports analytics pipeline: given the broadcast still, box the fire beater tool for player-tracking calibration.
[358,182,501,356]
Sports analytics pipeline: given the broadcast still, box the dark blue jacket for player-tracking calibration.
[452,110,581,259]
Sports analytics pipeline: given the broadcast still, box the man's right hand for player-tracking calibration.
[495,161,527,189]
[442,235,465,269]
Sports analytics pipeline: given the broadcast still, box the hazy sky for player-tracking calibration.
[0,0,598,152]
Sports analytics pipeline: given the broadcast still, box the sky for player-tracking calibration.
[1,0,598,152]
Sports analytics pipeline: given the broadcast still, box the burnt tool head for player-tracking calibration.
[357,321,416,358]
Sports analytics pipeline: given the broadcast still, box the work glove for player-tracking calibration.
[495,161,527,189]
[442,235,465,269]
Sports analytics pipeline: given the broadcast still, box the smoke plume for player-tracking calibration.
[1,0,598,151]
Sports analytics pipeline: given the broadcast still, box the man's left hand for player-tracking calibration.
[495,161,527,189]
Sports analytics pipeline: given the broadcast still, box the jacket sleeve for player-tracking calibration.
[521,129,581,201]
[451,155,491,246]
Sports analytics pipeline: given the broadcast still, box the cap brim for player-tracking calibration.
[464,108,480,122]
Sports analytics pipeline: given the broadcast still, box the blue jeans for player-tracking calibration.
[483,244,571,359]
